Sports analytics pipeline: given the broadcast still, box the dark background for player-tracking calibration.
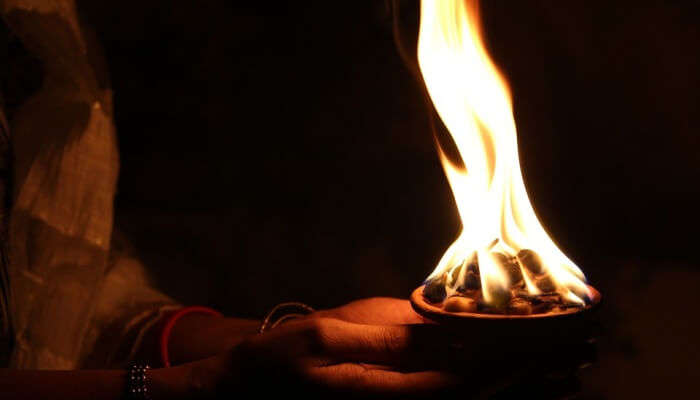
[77,1,699,397]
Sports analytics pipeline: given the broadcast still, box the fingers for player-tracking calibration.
[245,317,455,366]
[235,315,597,397]
[248,316,590,371]
[307,363,456,395]
[310,319,448,365]
[318,298,426,325]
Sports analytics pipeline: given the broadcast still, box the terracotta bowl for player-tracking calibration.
[410,285,602,342]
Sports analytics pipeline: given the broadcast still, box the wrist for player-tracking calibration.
[177,351,243,400]
[148,366,200,400]
[160,307,223,367]
[165,313,258,366]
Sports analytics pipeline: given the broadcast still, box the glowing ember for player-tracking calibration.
[418,0,591,311]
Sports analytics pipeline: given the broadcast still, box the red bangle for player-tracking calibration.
[159,306,223,367]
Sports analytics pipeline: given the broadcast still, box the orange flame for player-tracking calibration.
[418,0,589,305]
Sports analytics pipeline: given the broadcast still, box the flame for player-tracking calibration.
[418,0,589,305]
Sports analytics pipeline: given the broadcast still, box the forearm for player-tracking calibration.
[0,367,192,400]
[167,315,258,365]
[134,311,259,367]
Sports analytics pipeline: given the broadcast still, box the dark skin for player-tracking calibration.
[166,297,460,397]
[0,299,593,399]
[167,296,427,365]
[148,297,592,397]
[0,298,461,399]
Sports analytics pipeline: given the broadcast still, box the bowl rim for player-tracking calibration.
[410,284,601,321]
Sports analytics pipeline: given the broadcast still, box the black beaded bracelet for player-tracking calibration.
[125,362,151,400]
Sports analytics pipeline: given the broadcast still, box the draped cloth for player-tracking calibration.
[0,0,178,369]
[0,86,11,368]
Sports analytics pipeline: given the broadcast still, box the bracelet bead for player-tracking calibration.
[125,362,151,400]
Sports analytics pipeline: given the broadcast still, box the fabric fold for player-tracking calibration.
[2,0,178,369]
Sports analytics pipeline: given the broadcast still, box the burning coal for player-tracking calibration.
[417,0,593,314]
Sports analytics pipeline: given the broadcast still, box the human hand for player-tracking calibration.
[163,298,424,366]
[305,298,597,397]
[312,297,426,325]
[163,299,595,398]
[184,317,457,398]
[158,298,423,367]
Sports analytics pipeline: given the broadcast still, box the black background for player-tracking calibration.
[77,1,699,397]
